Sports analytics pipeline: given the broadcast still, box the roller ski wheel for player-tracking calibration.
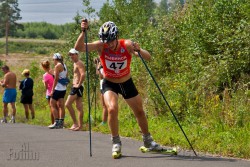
[139,146,177,155]
[112,151,122,159]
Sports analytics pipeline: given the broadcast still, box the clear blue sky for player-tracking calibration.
[18,0,161,25]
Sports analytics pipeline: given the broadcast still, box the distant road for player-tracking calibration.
[0,123,249,167]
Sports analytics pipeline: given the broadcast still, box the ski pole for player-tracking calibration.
[137,51,197,156]
[94,78,97,126]
[88,85,96,126]
[83,19,92,157]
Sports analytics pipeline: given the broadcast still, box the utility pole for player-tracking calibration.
[5,16,9,56]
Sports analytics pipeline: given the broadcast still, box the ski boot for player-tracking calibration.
[112,143,122,159]
[140,133,177,155]
[143,134,163,151]
[111,136,122,159]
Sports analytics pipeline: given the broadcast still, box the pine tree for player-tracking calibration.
[0,0,22,56]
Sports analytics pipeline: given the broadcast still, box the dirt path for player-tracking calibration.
[0,53,49,67]
[0,53,50,83]
[0,37,66,44]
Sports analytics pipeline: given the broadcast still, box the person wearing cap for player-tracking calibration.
[65,48,85,131]
[19,69,35,120]
[74,20,162,158]
[0,65,17,123]
[50,53,68,129]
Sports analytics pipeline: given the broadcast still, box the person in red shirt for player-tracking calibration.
[75,20,162,158]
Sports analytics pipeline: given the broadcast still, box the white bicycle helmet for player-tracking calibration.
[99,21,118,43]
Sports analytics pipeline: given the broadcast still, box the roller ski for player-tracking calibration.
[112,143,122,159]
[141,134,177,155]
[139,146,177,155]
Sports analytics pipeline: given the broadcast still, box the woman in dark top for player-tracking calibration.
[19,69,35,120]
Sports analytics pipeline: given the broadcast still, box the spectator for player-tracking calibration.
[0,65,17,123]
[41,60,58,127]
[19,69,35,120]
[49,53,68,129]
[65,48,85,131]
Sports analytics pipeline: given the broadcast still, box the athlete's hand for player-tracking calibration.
[81,18,88,32]
[132,41,140,52]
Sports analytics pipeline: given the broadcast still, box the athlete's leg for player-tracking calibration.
[10,102,16,117]
[75,97,83,130]
[23,104,29,119]
[49,97,61,129]
[3,102,8,117]
[125,94,149,135]
[47,98,54,124]
[50,98,59,119]
[126,95,162,150]
[57,98,65,119]
[101,94,108,123]
[103,90,119,137]
[65,95,78,129]
[28,104,35,119]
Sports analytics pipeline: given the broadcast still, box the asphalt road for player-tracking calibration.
[0,123,249,167]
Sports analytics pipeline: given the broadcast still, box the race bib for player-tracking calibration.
[105,59,127,74]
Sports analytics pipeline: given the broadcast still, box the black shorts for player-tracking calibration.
[20,95,33,104]
[52,90,66,101]
[100,89,104,95]
[102,78,138,99]
[70,85,84,97]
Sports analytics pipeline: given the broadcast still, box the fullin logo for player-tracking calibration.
[7,143,39,161]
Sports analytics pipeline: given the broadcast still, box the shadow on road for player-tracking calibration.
[121,153,239,163]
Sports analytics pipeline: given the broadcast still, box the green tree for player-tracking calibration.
[0,0,22,55]
[14,22,71,39]
[82,0,96,19]
[98,0,156,37]
[158,0,170,15]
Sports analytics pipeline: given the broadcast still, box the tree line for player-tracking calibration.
[13,22,73,39]
[0,0,74,40]
[0,21,72,40]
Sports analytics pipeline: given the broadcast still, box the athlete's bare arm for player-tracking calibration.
[74,19,104,54]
